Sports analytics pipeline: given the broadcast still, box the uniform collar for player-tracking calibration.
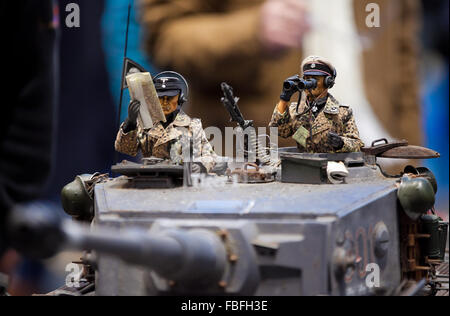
[312,94,328,107]
[172,111,191,127]
[297,93,341,116]
[147,111,191,139]
[150,111,191,130]
[323,94,340,115]
[147,123,164,138]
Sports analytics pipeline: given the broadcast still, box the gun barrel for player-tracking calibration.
[65,222,227,284]
[8,203,227,285]
[220,82,253,129]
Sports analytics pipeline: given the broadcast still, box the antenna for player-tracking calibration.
[114,3,132,166]
[116,3,132,131]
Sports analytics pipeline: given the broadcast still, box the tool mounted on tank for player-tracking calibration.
[111,159,186,189]
[396,165,448,290]
[362,138,441,187]
[278,136,441,185]
[362,138,440,165]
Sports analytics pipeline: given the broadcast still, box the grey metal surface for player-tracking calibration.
[330,189,401,295]
[92,171,402,296]
[279,151,365,165]
[64,222,226,284]
[95,175,396,219]
[83,150,423,296]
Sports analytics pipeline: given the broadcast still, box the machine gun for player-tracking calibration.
[220,82,254,131]
[220,83,275,166]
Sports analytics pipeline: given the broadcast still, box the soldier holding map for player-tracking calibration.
[115,71,218,173]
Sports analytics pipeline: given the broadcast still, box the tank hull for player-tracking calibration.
[94,174,401,296]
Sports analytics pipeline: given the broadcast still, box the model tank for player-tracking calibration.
[7,137,448,296]
[6,76,448,296]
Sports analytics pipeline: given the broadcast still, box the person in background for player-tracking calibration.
[0,0,58,295]
[137,0,309,134]
[420,0,449,220]
[42,0,119,203]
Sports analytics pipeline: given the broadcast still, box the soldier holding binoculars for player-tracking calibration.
[269,56,364,153]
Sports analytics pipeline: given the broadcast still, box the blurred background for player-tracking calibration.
[0,0,448,295]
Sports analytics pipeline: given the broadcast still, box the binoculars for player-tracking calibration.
[284,77,317,91]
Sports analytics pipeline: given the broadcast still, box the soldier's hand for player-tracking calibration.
[127,100,140,123]
[259,0,310,53]
[122,100,140,133]
[328,132,344,150]
[280,75,301,101]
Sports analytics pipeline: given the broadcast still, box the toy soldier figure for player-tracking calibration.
[115,71,217,173]
[269,56,364,153]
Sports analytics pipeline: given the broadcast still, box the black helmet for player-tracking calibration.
[153,71,189,106]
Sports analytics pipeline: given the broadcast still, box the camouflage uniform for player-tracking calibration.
[115,111,217,172]
[269,93,364,153]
